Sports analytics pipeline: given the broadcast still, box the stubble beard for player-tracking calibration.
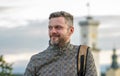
[50,35,67,46]
[50,37,59,45]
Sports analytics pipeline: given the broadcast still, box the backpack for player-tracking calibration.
[77,45,89,76]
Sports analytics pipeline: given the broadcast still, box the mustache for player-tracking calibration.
[50,34,60,37]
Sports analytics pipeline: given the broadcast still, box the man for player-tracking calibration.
[24,11,97,76]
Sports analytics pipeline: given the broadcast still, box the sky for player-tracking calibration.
[0,0,120,74]
[0,0,120,28]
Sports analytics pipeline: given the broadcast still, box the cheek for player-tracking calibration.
[48,30,51,37]
[48,30,54,35]
[65,30,70,35]
[60,31,68,37]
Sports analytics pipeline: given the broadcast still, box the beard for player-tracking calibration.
[50,34,67,46]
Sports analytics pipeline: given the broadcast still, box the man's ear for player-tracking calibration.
[69,26,74,35]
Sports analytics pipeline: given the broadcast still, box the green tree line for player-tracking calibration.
[0,55,14,76]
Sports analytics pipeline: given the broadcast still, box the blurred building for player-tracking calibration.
[79,16,100,76]
[106,48,120,76]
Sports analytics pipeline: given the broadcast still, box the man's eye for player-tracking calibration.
[56,26,62,29]
[49,26,52,30]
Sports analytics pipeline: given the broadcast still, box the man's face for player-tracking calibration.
[48,17,74,46]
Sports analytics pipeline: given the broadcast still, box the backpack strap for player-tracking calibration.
[77,45,89,76]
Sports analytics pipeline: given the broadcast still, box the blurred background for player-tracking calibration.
[0,0,120,76]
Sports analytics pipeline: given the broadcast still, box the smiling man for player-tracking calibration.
[48,15,74,47]
[24,11,97,76]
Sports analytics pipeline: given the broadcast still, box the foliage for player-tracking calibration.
[0,55,14,76]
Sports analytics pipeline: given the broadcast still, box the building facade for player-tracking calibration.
[79,16,100,76]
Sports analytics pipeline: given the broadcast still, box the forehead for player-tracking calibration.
[49,17,66,25]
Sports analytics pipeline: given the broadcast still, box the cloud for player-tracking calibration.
[100,49,120,65]
[0,20,49,53]
[0,6,13,12]
[0,18,28,28]
[1,0,120,29]
[5,54,31,73]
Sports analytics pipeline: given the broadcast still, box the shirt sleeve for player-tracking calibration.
[85,48,97,76]
[24,55,37,76]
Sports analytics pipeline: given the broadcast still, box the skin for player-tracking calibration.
[48,17,74,47]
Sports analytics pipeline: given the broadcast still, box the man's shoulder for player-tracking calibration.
[27,49,52,68]
[30,49,50,61]
[70,44,79,50]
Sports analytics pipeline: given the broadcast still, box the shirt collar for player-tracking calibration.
[48,40,71,52]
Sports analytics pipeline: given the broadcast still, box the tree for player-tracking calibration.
[0,55,14,76]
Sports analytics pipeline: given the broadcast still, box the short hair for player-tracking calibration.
[49,11,73,26]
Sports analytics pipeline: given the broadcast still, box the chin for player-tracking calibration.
[52,42,59,45]
[51,40,59,45]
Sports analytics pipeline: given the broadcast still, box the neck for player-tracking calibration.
[49,40,70,48]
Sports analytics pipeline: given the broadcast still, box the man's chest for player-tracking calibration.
[37,51,77,76]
